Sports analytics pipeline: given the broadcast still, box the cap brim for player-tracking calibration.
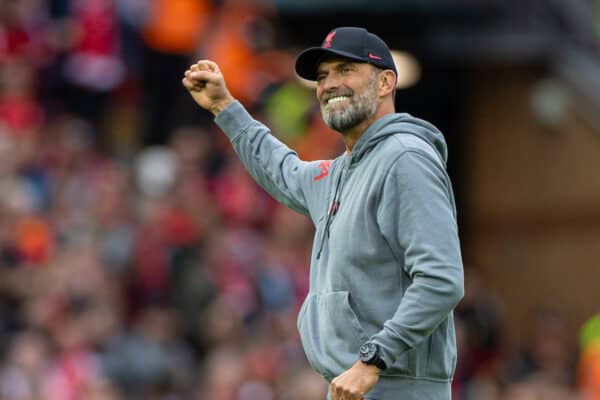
[294,47,368,81]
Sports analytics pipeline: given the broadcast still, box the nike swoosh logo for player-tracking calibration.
[368,53,383,60]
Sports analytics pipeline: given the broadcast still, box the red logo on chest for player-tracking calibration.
[313,160,333,181]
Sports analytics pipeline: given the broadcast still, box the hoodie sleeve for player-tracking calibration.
[215,100,314,216]
[371,149,464,366]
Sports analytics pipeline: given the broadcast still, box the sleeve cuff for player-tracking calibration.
[214,100,255,142]
[370,331,409,368]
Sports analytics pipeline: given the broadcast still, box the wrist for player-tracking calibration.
[358,360,382,375]
[210,97,235,116]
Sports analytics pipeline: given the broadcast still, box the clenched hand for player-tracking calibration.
[331,360,380,400]
[182,60,234,116]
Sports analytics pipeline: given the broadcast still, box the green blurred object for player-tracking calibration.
[263,81,313,143]
[597,0,600,37]
[580,314,600,350]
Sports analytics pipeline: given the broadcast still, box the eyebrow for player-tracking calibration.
[316,61,356,76]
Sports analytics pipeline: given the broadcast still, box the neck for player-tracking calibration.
[342,101,395,153]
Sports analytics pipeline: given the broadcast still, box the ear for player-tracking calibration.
[378,70,396,97]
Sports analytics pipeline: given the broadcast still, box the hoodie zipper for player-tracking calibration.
[316,163,346,260]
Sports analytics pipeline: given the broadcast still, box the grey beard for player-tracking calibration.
[321,79,379,133]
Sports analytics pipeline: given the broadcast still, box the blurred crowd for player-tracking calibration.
[0,0,598,399]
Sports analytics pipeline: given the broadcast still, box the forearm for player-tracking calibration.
[373,151,464,365]
[215,101,310,215]
[371,267,463,366]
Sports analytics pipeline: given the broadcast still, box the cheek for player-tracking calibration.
[316,87,324,102]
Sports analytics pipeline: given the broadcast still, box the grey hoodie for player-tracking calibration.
[216,101,464,399]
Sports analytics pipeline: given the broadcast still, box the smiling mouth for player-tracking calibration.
[325,95,350,105]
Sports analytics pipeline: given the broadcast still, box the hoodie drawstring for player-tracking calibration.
[316,166,345,260]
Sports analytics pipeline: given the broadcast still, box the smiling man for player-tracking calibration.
[183,27,464,400]
[317,58,389,148]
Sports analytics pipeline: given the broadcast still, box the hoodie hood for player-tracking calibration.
[349,113,448,166]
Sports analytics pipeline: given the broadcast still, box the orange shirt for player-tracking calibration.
[142,0,212,54]
[580,342,600,399]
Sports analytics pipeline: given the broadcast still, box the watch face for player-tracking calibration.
[359,342,377,362]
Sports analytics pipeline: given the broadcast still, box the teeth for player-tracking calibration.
[327,96,349,105]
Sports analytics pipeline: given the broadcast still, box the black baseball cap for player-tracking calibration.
[295,27,397,81]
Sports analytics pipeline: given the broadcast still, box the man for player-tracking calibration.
[182,27,464,400]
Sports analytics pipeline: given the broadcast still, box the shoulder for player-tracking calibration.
[386,133,433,155]
[372,134,443,174]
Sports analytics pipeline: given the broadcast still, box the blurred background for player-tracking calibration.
[0,0,599,399]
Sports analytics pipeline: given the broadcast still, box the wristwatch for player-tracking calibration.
[359,341,387,370]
